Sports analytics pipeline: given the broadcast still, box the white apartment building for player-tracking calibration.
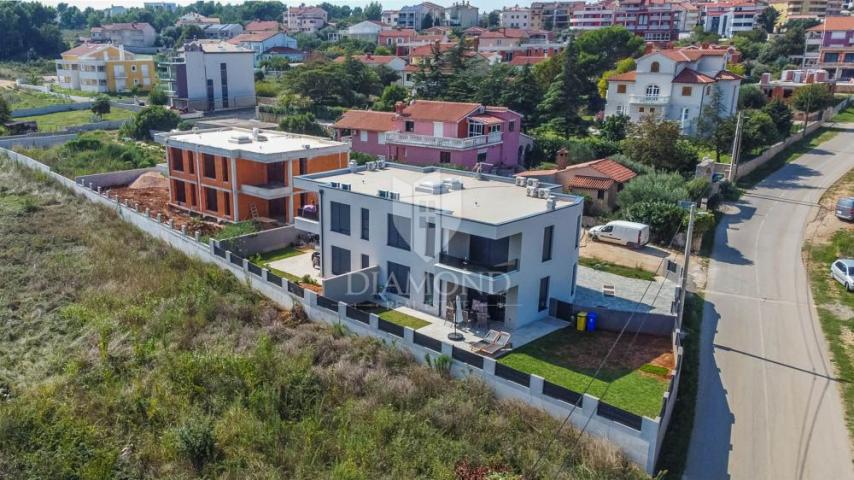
[382,10,401,25]
[293,162,584,331]
[604,47,742,134]
[90,22,157,48]
[444,2,479,28]
[500,6,532,29]
[160,41,256,112]
[700,1,762,38]
[284,6,328,33]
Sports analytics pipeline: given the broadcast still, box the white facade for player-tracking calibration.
[382,10,401,25]
[294,163,584,331]
[604,49,741,135]
[284,6,328,33]
[163,41,256,112]
[445,2,480,28]
[701,4,761,38]
[500,7,532,29]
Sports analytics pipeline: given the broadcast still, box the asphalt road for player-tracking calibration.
[684,124,854,479]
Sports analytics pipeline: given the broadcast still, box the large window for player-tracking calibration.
[387,261,410,297]
[424,272,434,306]
[171,149,183,171]
[440,151,451,163]
[387,214,411,250]
[330,201,350,235]
[425,221,436,257]
[204,187,218,212]
[645,84,660,97]
[468,121,484,137]
[331,246,351,275]
[361,208,370,240]
[361,254,369,269]
[538,276,550,312]
[824,52,840,63]
[542,225,554,262]
[203,154,216,179]
[174,180,186,203]
[221,157,229,182]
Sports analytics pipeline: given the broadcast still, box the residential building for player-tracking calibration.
[333,100,527,169]
[500,6,533,29]
[228,31,298,67]
[89,22,157,48]
[334,54,408,85]
[382,10,401,25]
[397,2,446,30]
[378,28,418,55]
[612,0,683,42]
[160,127,349,225]
[160,41,256,112]
[176,12,221,27]
[530,2,583,30]
[518,156,637,212]
[56,44,156,93]
[444,2,479,28]
[570,2,615,31]
[340,20,390,43]
[284,5,328,33]
[804,16,854,80]
[758,69,835,99]
[144,2,178,11]
[604,46,743,134]
[245,20,281,33]
[700,1,762,38]
[261,47,307,63]
[476,28,563,62]
[777,0,842,19]
[293,162,584,331]
[204,23,245,40]
[104,5,127,17]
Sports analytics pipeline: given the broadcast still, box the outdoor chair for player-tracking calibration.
[469,330,500,351]
[477,332,512,356]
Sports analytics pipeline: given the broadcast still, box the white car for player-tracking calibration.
[831,258,854,292]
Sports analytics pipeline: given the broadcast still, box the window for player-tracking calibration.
[175,180,186,203]
[131,64,137,72]
[387,214,411,250]
[468,122,484,137]
[650,61,660,73]
[571,263,577,296]
[405,120,415,132]
[387,261,410,297]
[681,107,690,128]
[575,216,582,248]
[190,186,197,206]
[203,154,216,178]
[424,272,434,306]
[542,225,554,262]
[824,52,840,63]
[298,157,308,175]
[206,79,214,111]
[224,192,231,217]
[361,254,369,269]
[617,84,627,94]
[682,86,692,96]
[330,202,350,235]
[221,157,229,182]
[440,151,451,163]
[171,150,183,171]
[846,53,854,63]
[645,84,660,97]
[360,130,368,142]
[538,277,550,311]
[204,187,218,212]
[188,152,195,174]
[425,221,436,257]
[597,189,605,200]
[509,121,515,132]
[220,62,228,109]
[649,107,655,113]
[361,208,369,240]
[477,152,487,163]
[639,107,645,113]
[616,105,624,115]
[331,246,351,275]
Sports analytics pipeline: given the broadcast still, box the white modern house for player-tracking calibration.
[293,162,584,331]
[228,31,298,67]
[604,46,742,134]
[500,6,532,29]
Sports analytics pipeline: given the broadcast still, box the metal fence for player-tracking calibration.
[542,380,583,406]
[346,305,370,324]
[316,294,338,312]
[413,331,442,352]
[494,362,531,387]
[377,318,404,337]
[597,401,643,431]
[452,346,484,369]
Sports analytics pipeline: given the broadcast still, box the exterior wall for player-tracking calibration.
[178,50,256,111]
[347,130,390,157]
[105,60,156,91]
[500,8,532,28]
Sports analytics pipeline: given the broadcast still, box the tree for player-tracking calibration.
[599,114,630,142]
[364,2,382,21]
[617,172,690,207]
[373,84,408,111]
[623,201,687,243]
[487,11,500,28]
[421,13,433,30]
[537,38,586,135]
[91,95,111,116]
[762,99,793,138]
[741,111,781,154]
[148,87,168,106]
[739,85,767,110]
[501,65,542,129]
[623,116,699,172]
[598,58,635,97]
[122,106,180,140]
[696,86,736,162]
[756,6,779,33]
[279,112,326,136]
[576,26,644,81]
[177,24,205,45]
[0,96,10,125]
[791,83,835,134]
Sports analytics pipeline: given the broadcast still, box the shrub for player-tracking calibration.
[618,172,689,208]
[685,177,711,201]
[148,87,168,106]
[90,95,111,116]
[351,151,377,165]
[122,106,180,140]
[175,415,217,475]
[622,201,687,243]
[279,112,327,136]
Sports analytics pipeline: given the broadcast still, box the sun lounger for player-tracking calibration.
[478,332,511,356]
[469,330,500,351]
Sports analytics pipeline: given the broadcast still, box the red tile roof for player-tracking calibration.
[245,20,279,32]
[516,169,558,177]
[228,31,280,43]
[568,175,615,190]
[62,43,109,57]
[673,68,716,84]
[334,110,397,132]
[607,71,637,82]
[410,43,455,57]
[334,54,400,65]
[468,114,503,125]
[655,47,730,62]
[566,158,637,183]
[808,16,854,32]
[509,56,549,66]
[715,70,743,81]
[378,29,416,39]
[402,100,481,123]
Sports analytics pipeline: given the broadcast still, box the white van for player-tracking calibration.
[588,220,650,248]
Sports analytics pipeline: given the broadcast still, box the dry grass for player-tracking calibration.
[0,160,649,480]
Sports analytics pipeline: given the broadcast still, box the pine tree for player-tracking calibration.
[502,65,541,129]
[537,38,584,135]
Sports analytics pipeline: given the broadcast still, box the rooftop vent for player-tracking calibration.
[546,195,556,211]
[228,134,252,144]
[447,178,464,190]
[349,160,358,173]
[514,176,526,187]
[415,180,447,195]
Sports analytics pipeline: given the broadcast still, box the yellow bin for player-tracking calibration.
[576,312,588,331]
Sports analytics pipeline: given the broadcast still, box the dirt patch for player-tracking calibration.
[545,328,675,376]
[108,185,221,236]
[579,231,677,275]
[806,170,854,244]
[128,172,168,190]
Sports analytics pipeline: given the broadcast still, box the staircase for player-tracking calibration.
[249,203,259,221]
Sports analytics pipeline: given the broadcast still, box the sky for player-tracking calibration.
[36,0,528,11]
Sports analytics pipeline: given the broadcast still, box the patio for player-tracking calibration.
[266,249,319,282]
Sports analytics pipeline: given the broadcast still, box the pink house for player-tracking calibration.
[334,100,528,169]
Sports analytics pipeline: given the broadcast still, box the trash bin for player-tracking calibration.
[586,311,597,332]
[576,311,587,331]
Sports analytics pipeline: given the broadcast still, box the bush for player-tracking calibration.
[175,415,217,475]
[90,95,111,116]
[685,177,711,201]
[279,112,326,136]
[618,172,689,208]
[148,87,168,106]
[622,201,687,243]
[351,151,377,165]
[121,106,181,140]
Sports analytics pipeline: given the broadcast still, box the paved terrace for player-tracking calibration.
[574,266,677,315]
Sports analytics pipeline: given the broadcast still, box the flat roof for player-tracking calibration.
[161,128,349,161]
[299,163,582,225]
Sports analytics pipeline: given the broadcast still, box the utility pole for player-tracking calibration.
[729,111,744,183]
[678,204,696,330]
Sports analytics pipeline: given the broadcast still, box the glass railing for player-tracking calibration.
[438,253,519,276]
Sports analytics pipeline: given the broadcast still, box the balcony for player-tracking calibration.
[629,95,671,105]
[435,253,518,295]
[241,182,291,200]
[385,131,502,150]
[438,253,518,275]
[294,206,319,234]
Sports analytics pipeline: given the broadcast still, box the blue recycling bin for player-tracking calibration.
[586,311,598,332]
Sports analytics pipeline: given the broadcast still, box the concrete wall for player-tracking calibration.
[1,145,680,476]
[218,225,302,257]
[0,133,78,149]
[11,101,93,118]
[322,265,379,304]
[76,167,161,190]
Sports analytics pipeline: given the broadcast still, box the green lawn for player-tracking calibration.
[833,105,854,123]
[375,308,431,330]
[579,256,655,281]
[695,145,732,164]
[17,108,134,132]
[257,246,304,263]
[499,327,671,417]
[738,126,841,188]
[2,88,71,110]
[212,221,258,240]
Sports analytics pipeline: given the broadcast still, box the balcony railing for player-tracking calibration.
[438,253,519,276]
[297,205,318,221]
[385,131,502,150]
[629,95,671,105]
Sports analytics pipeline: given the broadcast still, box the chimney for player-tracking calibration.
[701,42,709,49]
[556,148,569,170]
[394,101,406,114]
[760,72,770,86]
[644,42,655,54]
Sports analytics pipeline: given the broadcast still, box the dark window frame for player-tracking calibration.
[330,201,351,235]
[361,208,370,240]
[331,245,351,275]
[387,214,411,251]
[542,225,554,262]
[538,276,550,311]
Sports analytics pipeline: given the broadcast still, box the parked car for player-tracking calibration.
[588,220,650,248]
[831,258,854,291]
[836,197,854,221]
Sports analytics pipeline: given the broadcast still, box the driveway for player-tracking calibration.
[684,125,854,479]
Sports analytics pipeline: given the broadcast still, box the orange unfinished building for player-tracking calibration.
[160,128,349,224]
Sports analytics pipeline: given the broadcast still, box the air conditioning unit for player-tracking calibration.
[527,178,539,188]
[526,186,537,197]
[538,188,549,199]
[514,176,526,186]
[389,192,400,200]
[378,189,389,198]
[377,158,386,169]
[330,182,340,189]
[341,183,352,191]
[367,161,376,171]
